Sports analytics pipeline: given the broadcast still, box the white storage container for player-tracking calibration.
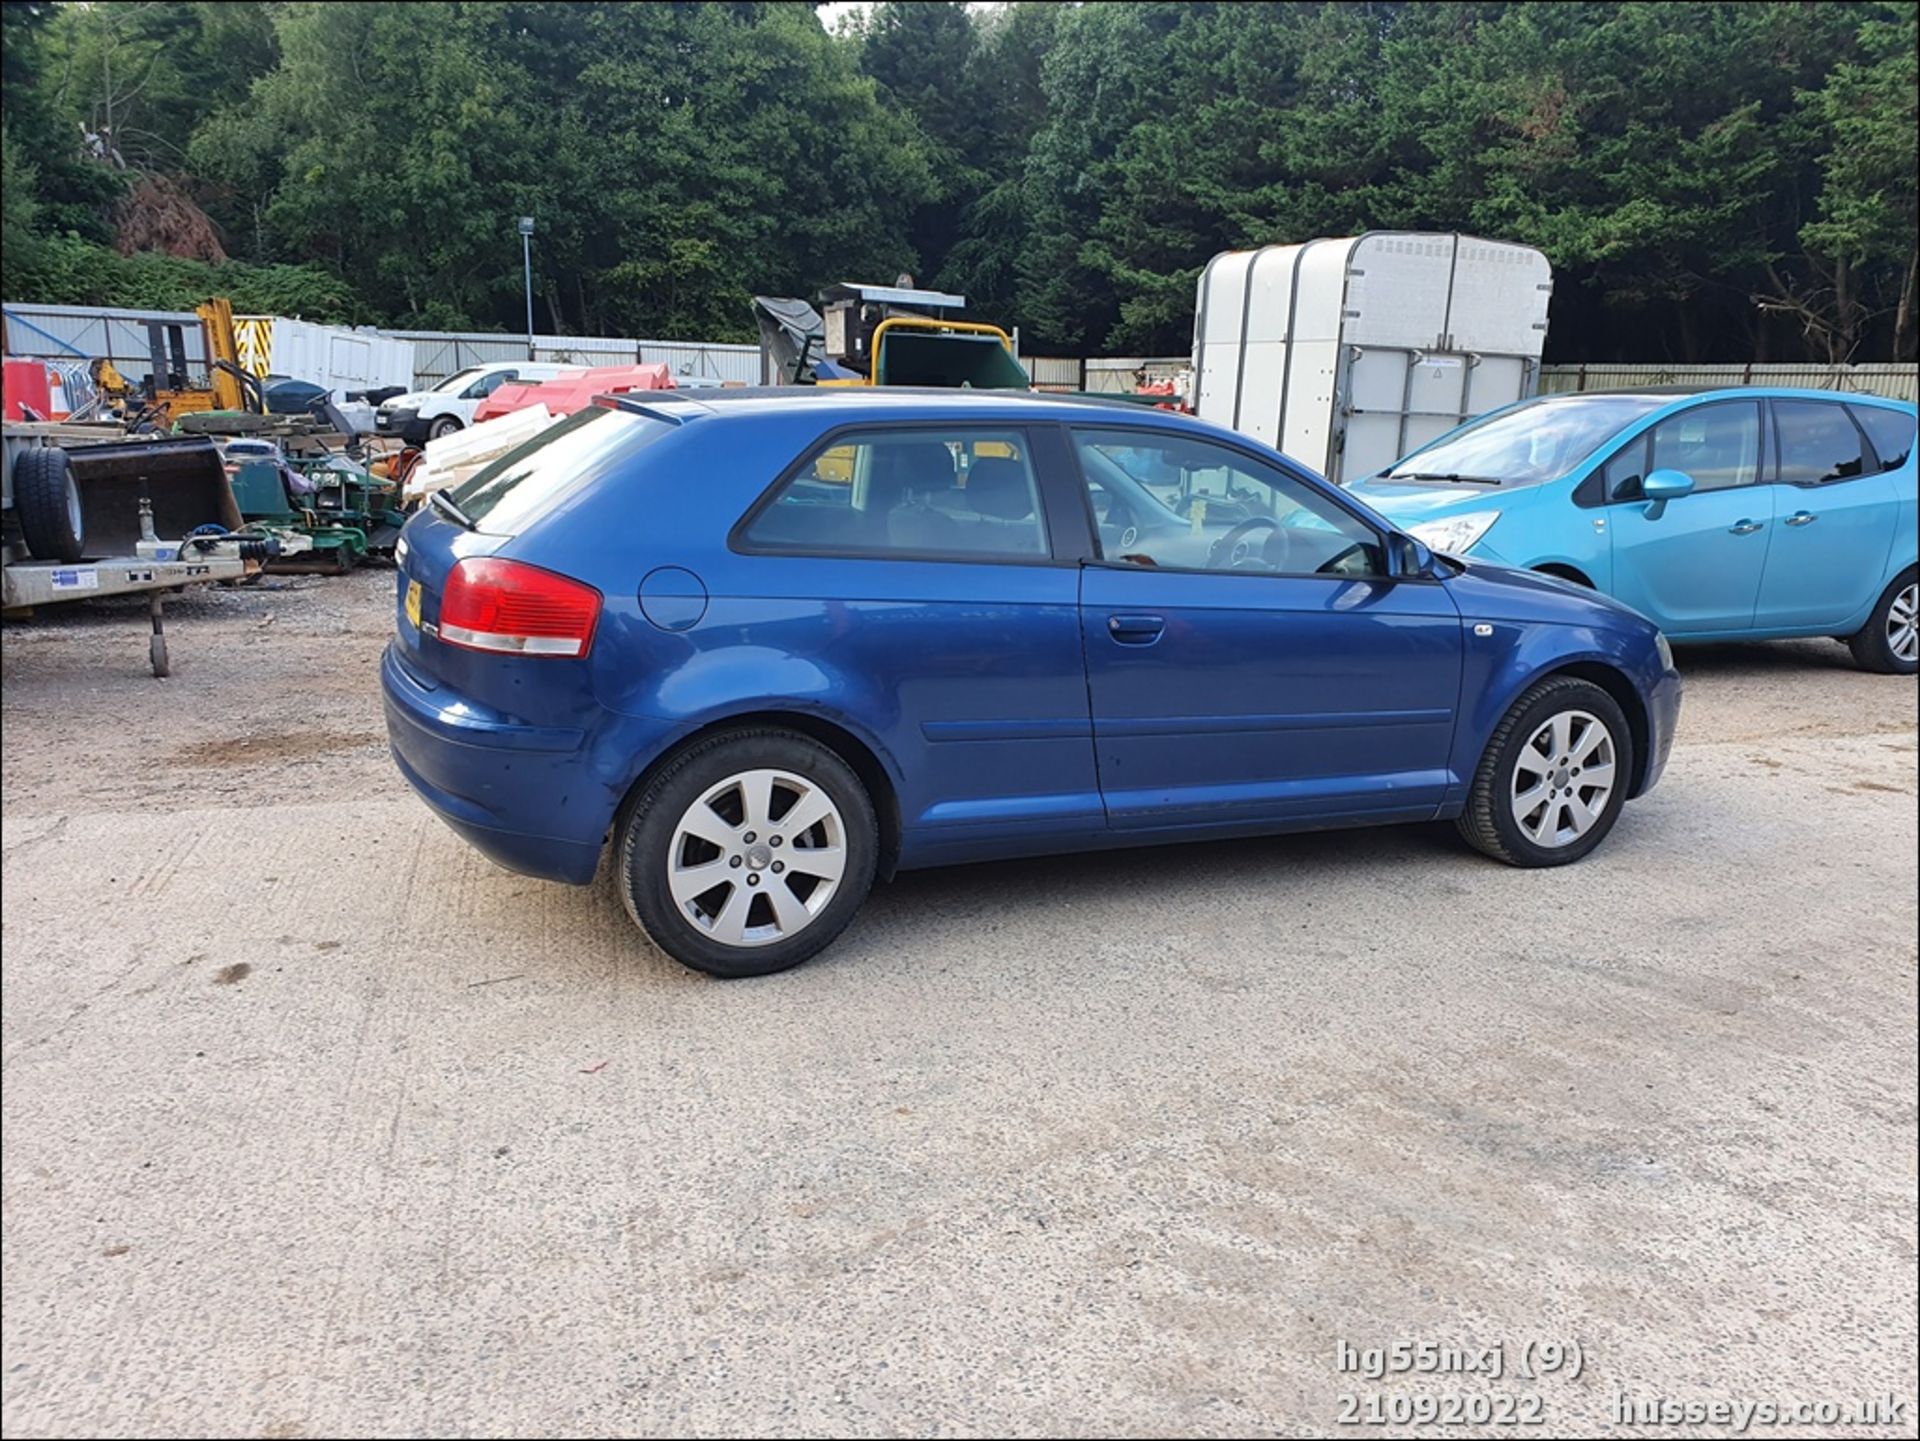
[1193,233,1553,482]
[234,316,416,401]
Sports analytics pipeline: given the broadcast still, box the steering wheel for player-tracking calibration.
[1208,515,1281,569]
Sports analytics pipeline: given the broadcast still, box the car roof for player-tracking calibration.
[603,385,1198,427]
[1531,385,1913,408]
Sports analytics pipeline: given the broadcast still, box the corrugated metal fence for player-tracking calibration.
[8,302,1914,402]
[1032,357,1919,402]
[1028,357,1193,393]
[1537,363,1916,403]
[2,303,763,391]
[4,302,209,378]
[389,329,761,388]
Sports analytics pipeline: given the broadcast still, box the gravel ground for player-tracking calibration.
[3,571,1915,1438]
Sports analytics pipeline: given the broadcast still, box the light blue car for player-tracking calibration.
[1346,387,1918,673]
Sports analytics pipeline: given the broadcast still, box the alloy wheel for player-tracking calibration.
[666,768,847,948]
[1510,709,1617,848]
[1888,583,1918,665]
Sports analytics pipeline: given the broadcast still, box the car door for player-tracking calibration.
[1602,399,1773,635]
[1067,426,1463,830]
[732,423,1101,857]
[1754,399,1901,629]
[456,368,517,424]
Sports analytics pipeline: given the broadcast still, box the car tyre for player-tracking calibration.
[428,415,463,441]
[13,447,86,563]
[1846,568,1918,675]
[1457,676,1634,867]
[618,728,877,977]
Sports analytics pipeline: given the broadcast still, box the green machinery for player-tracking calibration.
[226,454,405,572]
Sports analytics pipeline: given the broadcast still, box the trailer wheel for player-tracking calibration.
[150,634,171,678]
[13,447,86,563]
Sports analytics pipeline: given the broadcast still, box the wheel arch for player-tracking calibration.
[613,708,903,881]
[1539,660,1652,797]
[1532,562,1595,589]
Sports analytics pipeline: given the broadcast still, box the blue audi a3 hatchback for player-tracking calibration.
[383,389,1682,976]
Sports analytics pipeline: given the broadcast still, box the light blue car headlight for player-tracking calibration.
[1406,511,1500,555]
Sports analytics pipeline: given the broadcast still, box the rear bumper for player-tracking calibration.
[381,642,606,884]
[1637,665,1683,797]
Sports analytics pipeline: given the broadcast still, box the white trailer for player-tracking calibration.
[233,316,415,402]
[1193,232,1553,483]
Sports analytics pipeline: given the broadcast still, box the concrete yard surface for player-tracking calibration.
[3,573,1916,1437]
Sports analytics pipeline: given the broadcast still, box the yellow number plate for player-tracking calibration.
[404,579,422,630]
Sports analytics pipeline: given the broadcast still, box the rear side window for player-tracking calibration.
[447,405,669,533]
[1646,402,1760,492]
[742,429,1048,560]
[1849,404,1916,472]
[1774,400,1868,485]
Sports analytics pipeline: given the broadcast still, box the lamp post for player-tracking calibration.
[517,216,536,361]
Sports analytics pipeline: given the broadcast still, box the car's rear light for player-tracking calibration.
[438,557,601,658]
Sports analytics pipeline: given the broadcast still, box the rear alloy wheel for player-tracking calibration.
[1847,569,1919,675]
[1458,676,1634,867]
[618,729,876,977]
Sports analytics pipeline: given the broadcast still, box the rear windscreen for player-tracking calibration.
[448,406,669,533]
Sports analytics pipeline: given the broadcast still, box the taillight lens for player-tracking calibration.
[438,557,601,658]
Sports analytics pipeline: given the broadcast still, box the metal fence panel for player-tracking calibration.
[1538,363,1917,403]
[3,302,208,383]
[383,329,762,388]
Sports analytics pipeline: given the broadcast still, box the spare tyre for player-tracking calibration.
[13,446,86,562]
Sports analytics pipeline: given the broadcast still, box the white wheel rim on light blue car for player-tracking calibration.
[1888,583,1918,665]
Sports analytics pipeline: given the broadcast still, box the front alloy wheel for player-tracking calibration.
[1508,710,1617,849]
[1459,676,1634,867]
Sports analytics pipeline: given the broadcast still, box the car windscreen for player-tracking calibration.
[1382,395,1668,487]
[446,406,671,534]
[432,367,486,394]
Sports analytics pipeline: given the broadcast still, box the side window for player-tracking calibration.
[1646,402,1760,493]
[742,429,1048,559]
[464,369,515,400]
[1848,404,1916,474]
[1070,428,1384,577]
[1601,436,1649,501]
[1774,400,1868,485]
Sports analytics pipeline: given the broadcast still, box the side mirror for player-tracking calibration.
[1389,532,1437,579]
[1642,468,1694,519]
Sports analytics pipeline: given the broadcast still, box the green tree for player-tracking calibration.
[855,1,980,285]
[1782,3,1919,360]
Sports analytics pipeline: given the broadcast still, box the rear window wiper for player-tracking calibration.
[430,490,476,529]
[1388,471,1503,485]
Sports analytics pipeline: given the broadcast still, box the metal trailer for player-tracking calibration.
[1192,233,1553,483]
[2,424,304,675]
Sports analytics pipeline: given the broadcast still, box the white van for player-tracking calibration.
[375,362,585,444]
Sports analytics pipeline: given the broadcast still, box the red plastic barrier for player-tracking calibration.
[473,363,675,423]
[3,359,54,421]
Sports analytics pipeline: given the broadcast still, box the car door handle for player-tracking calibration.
[1728,520,1765,535]
[1107,613,1166,644]
[1784,510,1817,527]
